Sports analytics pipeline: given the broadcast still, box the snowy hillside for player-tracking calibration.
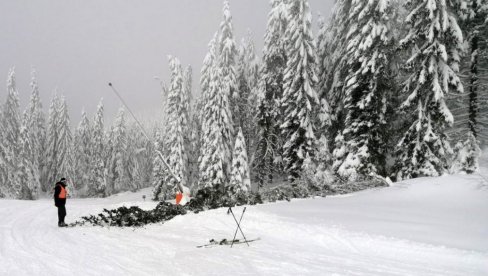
[1,170,487,275]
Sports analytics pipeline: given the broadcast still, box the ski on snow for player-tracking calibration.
[197,238,260,248]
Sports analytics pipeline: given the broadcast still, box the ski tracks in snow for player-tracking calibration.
[1,184,488,275]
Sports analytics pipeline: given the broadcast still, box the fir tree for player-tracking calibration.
[318,0,354,144]
[44,92,61,190]
[236,31,260,163]
[166,56,189,192]
[18,112,38,199]
[152,131,169,200]
[2,69,22,198]
[315,14,333,134]
[451,132,481,174]
[255,0,288,188]
[280,0,319,181]
[198,33,219,188]
[396,0,464,180]
[0,103,5,198]
[218,0,238,136]
[89,99,106,196]
[106,108,128,195]
[73,109,91,195]
[25,68,45,192]
[230,128,251,193]
[459,0,488,140]
[333,0,395,181]
[199,6,235,189]
[56,96,75,193]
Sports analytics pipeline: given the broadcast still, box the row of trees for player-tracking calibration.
[155,0,487,200]
[1,0,486,200]
[0,68,154,199]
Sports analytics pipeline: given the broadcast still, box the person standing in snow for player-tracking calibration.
[53,178,68,227]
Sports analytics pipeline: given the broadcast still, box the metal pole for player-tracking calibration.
[108,82,184,193]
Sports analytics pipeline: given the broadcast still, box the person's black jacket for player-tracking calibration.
[54,182,67,207]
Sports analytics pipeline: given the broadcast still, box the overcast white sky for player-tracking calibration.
[0,0,335,126]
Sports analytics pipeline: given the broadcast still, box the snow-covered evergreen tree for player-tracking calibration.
[459,0,488,141]
[218,0,238,136]
[395,0,464,180]
[2,69,22,198]
[229,128,251,193]
[280,0,319,181]
[44,92,61,189]
[236,31,260,163]
[152,81,171,200]
[255,0,287,188]
[0,104,5,198]
[56,96,75,194]
[43,93,74,193]
[198,33,219,189]
[89,99,106,196]
[451,132,481,174]
[106,108,128,195]
[318,0,354,143]
[448,0,488,161]
[333,0,395,181]
[25,68,45,193]
[315,14,333,134]
[18,112,39,199]
[152,131,169,200]
[198,4,235,189]
[73,109,91,195]
[166,56,189,192]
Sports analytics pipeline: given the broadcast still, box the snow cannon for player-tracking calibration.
[176,186,191,206]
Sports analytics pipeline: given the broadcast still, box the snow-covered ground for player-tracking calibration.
[1,165,488,275]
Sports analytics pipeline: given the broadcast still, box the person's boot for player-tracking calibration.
[58,222,68,227]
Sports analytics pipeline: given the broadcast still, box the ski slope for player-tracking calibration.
[1,172,487,275]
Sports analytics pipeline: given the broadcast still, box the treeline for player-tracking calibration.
[1,0,487,200]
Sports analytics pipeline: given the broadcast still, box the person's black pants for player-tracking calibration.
[57,206,66,224]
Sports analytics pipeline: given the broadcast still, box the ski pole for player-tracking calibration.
[231,207,247,248]
[108,82,184,193]
[229,207,249,246]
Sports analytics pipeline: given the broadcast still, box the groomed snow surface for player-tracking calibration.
[1,161,488,275]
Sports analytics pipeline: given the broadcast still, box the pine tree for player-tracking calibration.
[2,69,22,198]
[152,131,169,200]
[55,96,74,192]
[198,33,219,189]
[218,0,238,136]
[315,14,333,134]
[198,2,235,189]
[183,65,197,189]
[318,0,354,143]
[396,0,464,180]
[236,31,260,164]
[460,0,488,141]
[73,109,91,195]
[18,112,39,199]
[89,99,106,196]
[152,81,171,200]
[449,0,487,172]
[230,128,251,193]
[0,103,5,198]
[166,56,189,193]
[255,0,288,188]
[44,92,61,190]
[188,96,203,192]
[280,0,319,181]
[106,108,128,195]
[451,131,481,173]
[25,68,45,193]
[333,0,394,181]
